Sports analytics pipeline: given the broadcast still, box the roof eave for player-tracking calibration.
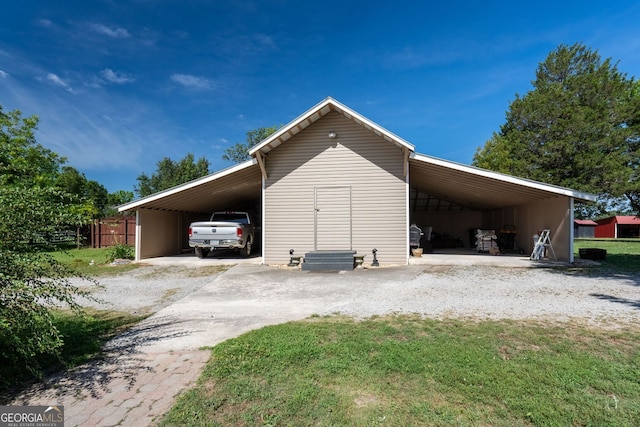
[410,152,598,203]
[118,159,257,212]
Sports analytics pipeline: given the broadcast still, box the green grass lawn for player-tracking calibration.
[574,238,640,272]
[48,245,139,276]
[161,316,640,426]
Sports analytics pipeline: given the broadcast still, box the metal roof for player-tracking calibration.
[574,219,598,226]
[118,160,262,215]
[615,216,640,225]
[409,153,596,210]
[597,215,640,225]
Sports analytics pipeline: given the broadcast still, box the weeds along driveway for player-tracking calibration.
[119,262,640,354]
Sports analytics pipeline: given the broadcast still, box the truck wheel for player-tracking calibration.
[240,239,252,257]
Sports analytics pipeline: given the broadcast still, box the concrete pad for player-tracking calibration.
[141,248,565,269]
[136,251,262,267]
[119,263,428,353]
[408,249,567,268]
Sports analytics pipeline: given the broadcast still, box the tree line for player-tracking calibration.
[134,125,277,197]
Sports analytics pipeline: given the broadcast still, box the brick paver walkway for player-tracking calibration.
[10,347,210,426]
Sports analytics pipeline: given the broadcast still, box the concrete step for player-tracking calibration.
[302,250,356,271]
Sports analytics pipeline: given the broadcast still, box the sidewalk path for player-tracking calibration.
[12,349,210,426]
[10,322,212,426]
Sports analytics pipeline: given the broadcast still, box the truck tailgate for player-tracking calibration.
[189,222,238,241]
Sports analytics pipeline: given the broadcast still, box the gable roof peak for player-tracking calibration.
[249,97,415,156]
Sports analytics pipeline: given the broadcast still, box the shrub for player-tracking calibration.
[105,243,134,262]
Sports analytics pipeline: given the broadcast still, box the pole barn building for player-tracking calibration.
[574,219,598,238]
[119,98,596,264]
[595,216,640,238]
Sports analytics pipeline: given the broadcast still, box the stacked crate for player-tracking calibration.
[475,229,498,253]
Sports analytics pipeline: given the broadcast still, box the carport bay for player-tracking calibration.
[408,153,583,259]
[128,160,263,260]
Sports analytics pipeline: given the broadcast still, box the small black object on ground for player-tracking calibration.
[579,248,607,261]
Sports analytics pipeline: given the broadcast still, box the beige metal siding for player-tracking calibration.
[264,111,407,265]
[138,209,182,259]
[513,196,571,260]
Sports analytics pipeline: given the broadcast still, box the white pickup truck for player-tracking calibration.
[188,211,255,258]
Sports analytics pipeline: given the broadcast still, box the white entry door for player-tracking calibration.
[314,186,352,250]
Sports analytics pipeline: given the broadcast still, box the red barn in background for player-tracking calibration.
[595,216,640,238]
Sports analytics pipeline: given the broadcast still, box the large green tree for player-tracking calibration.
[0,107,64,187]
[222,126,278,163]
[1,105,131,218]
[0,106,94,383]
[55,168,134,217]
[55,166,109,218]
[135,153,210,197]
[473,43,640,215]
[106,190,135,214]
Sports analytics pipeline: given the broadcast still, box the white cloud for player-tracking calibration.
[170,73,214,89]
[36,19,53,28]
[254,33,276,49]
[89,23,130,38]
[0,70,8,78]
[100,68,134,84]
[0,47,175,187]
[46,73,73,92]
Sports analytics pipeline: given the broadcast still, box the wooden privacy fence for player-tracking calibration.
[91,216,136,248]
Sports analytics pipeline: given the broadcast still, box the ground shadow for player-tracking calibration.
[202,248,262,259]
[590,293,640,311]
[3,315,194,404]
[544,255,640,287]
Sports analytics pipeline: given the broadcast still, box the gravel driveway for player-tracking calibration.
[82,262,640,353]
[75,264,230,315]
[329,264,640,325]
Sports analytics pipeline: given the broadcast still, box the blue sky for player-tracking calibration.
[1,1,639,193]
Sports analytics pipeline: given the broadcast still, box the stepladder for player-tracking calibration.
[530,229,557,261]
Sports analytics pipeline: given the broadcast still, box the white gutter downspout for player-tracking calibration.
[569,198,575,263]
[405,149,410,264]
[135,210,141,261]
[261,171,266,266]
